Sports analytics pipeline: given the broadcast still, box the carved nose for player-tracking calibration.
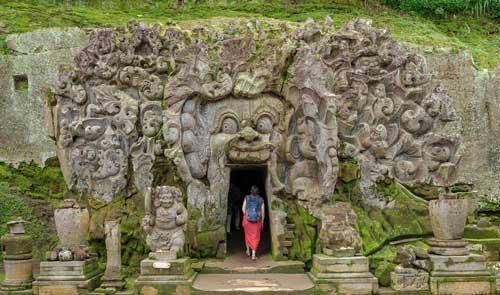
[239,126,260,142]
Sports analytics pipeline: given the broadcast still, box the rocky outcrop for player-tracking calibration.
[422,49,500,206]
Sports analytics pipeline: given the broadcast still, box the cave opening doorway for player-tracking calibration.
[226,167,271,256]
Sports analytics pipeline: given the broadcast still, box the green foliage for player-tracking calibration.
[0,159,67,200]
[0,182,58,260]
[0,158,64,261]
[0,0,499,68]
[464,225,500,239]
[384,0,500,19]
[374,261,396,287]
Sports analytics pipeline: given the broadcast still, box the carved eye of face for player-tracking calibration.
[221,117,238,134]
[256,115,273,134]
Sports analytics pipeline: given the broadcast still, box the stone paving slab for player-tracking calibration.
[192,273,314,293]
[202,253,304,274]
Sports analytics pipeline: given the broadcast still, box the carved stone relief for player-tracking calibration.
[50,17,462,256]
[142,186,187,255]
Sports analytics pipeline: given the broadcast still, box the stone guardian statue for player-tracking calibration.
[142,185,187,260]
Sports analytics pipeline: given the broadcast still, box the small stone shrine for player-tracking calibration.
[0,218,33,295]
[428,193,496,295]
[33,200,102,295]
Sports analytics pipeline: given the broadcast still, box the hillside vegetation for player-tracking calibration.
[0,0,499,68]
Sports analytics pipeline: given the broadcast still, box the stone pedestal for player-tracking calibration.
[33,258,102,295]
[430,254,496,295]
[309,254,378,295]
[135,258,195,295]
[1,219,34,295]
[428,239,469,256]
[390,270,429,292]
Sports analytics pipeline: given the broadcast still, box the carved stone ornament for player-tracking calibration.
[142,185,187,256]
[50,18,463,254]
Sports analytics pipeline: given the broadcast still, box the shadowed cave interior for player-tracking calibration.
[226,167,271,256]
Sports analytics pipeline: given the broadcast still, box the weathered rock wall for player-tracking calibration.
[421,49,500,204]
[0,26,499,204]
[0,28,88,164]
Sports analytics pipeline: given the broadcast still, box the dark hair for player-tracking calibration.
[251,185,259,194]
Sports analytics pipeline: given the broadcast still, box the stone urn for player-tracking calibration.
[428,193,468,240]
[54,199,90,251]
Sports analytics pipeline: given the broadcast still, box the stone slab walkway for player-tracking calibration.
[202,252,304,273]
[192,273,314,294]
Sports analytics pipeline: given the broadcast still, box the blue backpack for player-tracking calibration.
[245,195,263,222]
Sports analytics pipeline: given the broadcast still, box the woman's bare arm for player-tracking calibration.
[242,198,246,214]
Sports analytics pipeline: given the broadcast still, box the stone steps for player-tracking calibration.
[191,273,315,294]
[201,254,305,274]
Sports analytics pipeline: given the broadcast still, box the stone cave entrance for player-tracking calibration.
[226,167,271,256]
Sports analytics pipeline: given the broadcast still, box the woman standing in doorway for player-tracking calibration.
[242,185,265,261]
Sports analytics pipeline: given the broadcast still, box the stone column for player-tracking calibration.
[428,193,496,295]
[98,220,125,291]
[0,218,33,295]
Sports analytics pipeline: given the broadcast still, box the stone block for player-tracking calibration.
[2,259,33,287]
[37,258,100,280]
[0,235,33,259]
[309,254,378,295]
[430,254,486,273]
[0,289,33,295]
[391,271,429,291]
[38,285,78,295]
[135,284,192,295]
[311,274,379,295]
[430,273,496,295]
[312,254,369,273]
[136,257,195,294]
[135,272,195,295]
[139,258,192,277]
[33,258,102,294]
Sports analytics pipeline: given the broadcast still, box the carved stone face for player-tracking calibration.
[184,94,286,166]
[142,106,162,137]
[158,191,174,208]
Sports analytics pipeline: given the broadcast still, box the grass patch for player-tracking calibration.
[0,181,58,261]
[0,0,498,68]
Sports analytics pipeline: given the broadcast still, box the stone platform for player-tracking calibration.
[32,258,102,295]
[309,254,378,295]
[191,273,314,294]
[429,254,496,295]
[135,258,196,295]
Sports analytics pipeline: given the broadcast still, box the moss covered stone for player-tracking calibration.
[465,225,500,240]
[286,202,319,266]
[0,158,67,200]
[374,261,396,287]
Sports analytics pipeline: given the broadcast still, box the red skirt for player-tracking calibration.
[242,214,263,251]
